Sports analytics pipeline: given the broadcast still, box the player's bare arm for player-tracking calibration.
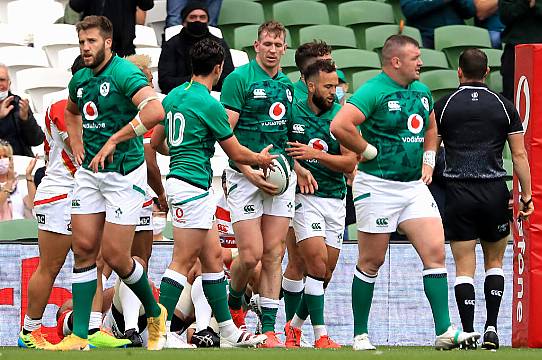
[65,98,84,165]
[330,104,375,159]
[150,124,169,155]
[286,142,357,174]
[508,132,534,219]
[421,111,438,185]
[293,160,318,194]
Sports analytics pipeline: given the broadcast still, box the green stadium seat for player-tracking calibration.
[434,25,492,69]
[0,219,38,241]
[234,25,292,59]
[365,24,422,53]
[481,48,503,71]
[420,48,450,72]
[420,69,459,101]
[503,158,513,190]
[333,49,381,84]
[352,69,381,92]
[503,142,512,161]
[218,0,264,46]
[256,0,325,20]
[273,1,330,47]
[299,25,357,49]
[338,1,395,48]
[487,71,503,94]
[280,48,298,74]
[384,0,405,23]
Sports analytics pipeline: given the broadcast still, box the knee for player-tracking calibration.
[261,249,282,268]
[359,256,385,275]
[72,241,97,262]
[306,257,327,279]
[239,252,261,270]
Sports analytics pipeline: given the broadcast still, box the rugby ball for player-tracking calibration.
[265,154,290,195]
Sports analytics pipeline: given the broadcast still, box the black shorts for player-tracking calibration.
[444,179,510,242]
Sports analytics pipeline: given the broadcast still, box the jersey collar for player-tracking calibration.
[252,59,280,79]
[459,81,487,89]
[93,54,115,77]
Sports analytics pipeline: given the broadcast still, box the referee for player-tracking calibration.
[434,48,534,350]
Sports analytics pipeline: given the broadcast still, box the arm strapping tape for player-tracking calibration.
[423,150,436,168]
[130,113,148,136]
[137,96,160,111]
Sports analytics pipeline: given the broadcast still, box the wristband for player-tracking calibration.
[423,150,436,168]
[362,143,378,160]
[130,113,148,136]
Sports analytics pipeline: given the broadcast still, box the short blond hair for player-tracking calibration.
[125,54,152,71]
[258,20,286,41]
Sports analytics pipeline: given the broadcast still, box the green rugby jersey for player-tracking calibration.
[221,60,294,168]
[289,100,346,199]
[68,56,148,174]
[348,72,433,182]
[162,81,233,190]
[293,80,308,102]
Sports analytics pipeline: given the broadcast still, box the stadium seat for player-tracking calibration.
[164,24,223,42]
[420,49,450,72]
[0,24,28,47]
[42,88,69,111]
[434,25,492,68]
[16,67,71,113]
[365,24,422,53]
[338,1,395,49]
[134,25,159,48]
[233,25,292,59]
[487,71,503,94]
[0,219,38,241]
[419,69,459,101]
[481,48,503,72]
[145,0,166,45]
[352,69,381,92]
[33,24,78,69]
[332,49,381,84]
[385,0,405,23]
[0,46,50,92]
[299,25,357,50]
[273,1,330,47]
[7,0,63,28]
[12,154,46,180]
[218,0,264,46]
[135,47,161,71]
[280,48,298,75]
[55,47,81,72]
[230,49,250,68]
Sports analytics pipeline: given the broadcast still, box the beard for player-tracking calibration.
[85,46,106,69]
[312,91,333,112]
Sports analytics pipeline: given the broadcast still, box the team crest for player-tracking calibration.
[309,138,328,152]
[100,82,110,96]
[286,89,293,103]
[269,102,286,120]
[83,101,98,120]
[407,114,424,134]
[421,97,429,112]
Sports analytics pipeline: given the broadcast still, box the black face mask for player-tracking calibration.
[186,21,209,37]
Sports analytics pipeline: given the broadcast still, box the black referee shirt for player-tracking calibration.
[434,82,523,180]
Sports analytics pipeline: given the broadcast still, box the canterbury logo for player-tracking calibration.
[464,300,475,306]
[376,218,389,226]
[311,223,322,230]
[244,205,255,213]
[491,290,503,297]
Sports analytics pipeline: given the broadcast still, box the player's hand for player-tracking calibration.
[519,196,534,220]
[18,98,30,121]
[296,165,318,194]
[25,154,38,178]
[257,144,277,172]
[157,192,168,212]
[0,96,15,119]
[71,139,85,165]
[420,163,434,185]
[89,139,116,172]
[243,167,278,195]
[286,141,321,161]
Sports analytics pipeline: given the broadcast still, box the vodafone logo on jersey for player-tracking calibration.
[407,114,424,134]
[269,102,286,120]
[309,138,328,152]
[83,101,98,121]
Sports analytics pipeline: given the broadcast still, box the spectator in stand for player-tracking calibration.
[400,0,476,49]
[69,0,155,57]
[474,0,504,48]
[166,0,223,28]
[0,65,44,157]
[499,0,542,101]
[158,1,234,94]
[0,140,33,221]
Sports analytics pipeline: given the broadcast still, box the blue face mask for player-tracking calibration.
[335,86,345,102]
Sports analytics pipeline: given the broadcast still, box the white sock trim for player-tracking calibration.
[202,271,225,281]
[291,314,304,329]
[282,276,304,293]
[260,296,279,309]
[23,315,41,332]
[454,276,474,286]
[486,267,504,277]
[354,268,377,284]
[88,311,102,330]
[304,276,324,296]
[422,267,447,276]
[162,268,187,287]
[123,260,145,285]
[72,266,97,284]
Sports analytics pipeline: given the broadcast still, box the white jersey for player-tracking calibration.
[216,195,236,248]
[38,99,78,194]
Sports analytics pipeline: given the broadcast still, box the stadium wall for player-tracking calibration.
[0,243,513,346]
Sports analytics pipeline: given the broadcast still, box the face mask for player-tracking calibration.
[153,216,166,236]
[335,86,345,102]
[0,158,9,174]
[0,90,8,101]
[186,21,209,37]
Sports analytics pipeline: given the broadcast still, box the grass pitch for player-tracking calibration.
[0,347,540,360]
